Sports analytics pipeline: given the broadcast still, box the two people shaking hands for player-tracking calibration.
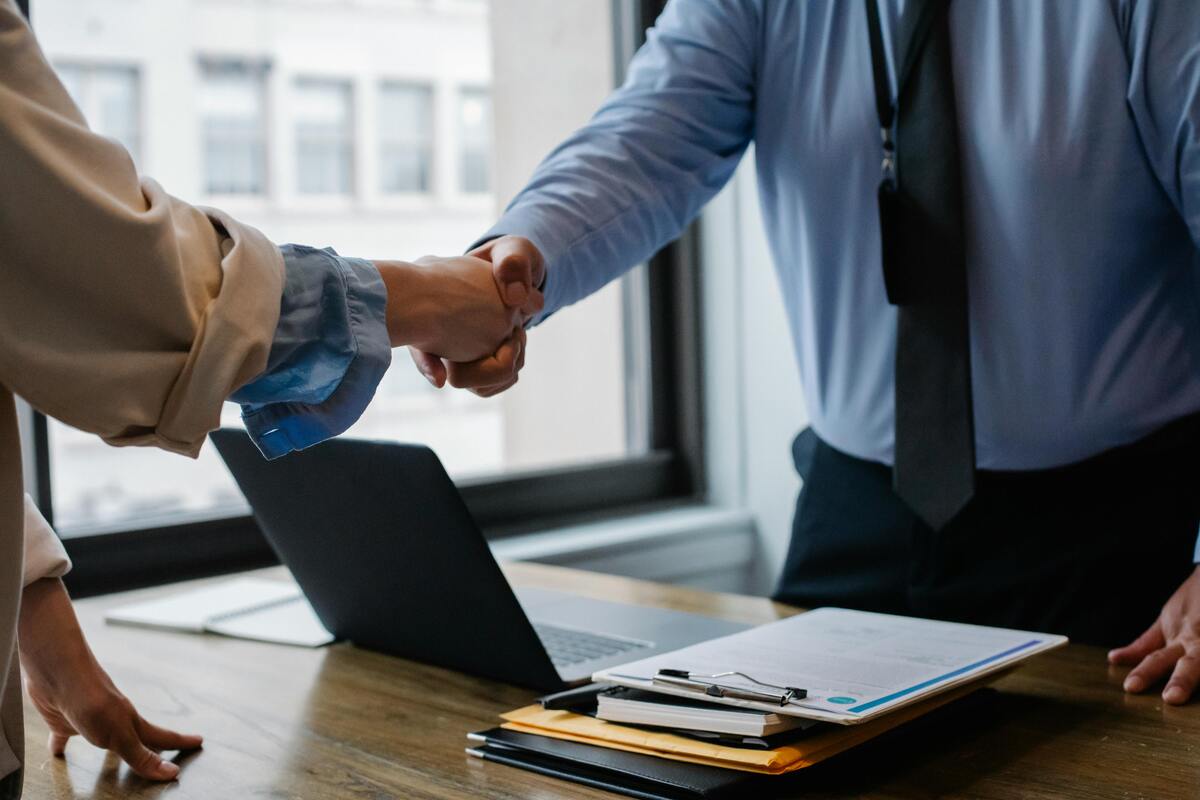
[1,0,549,788]
[387,236,545,400]
[9,0,1200,794]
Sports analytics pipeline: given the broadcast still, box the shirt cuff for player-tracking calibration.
[23,495,70,587]
[1194,527,1200,563]
[232,245,392,459]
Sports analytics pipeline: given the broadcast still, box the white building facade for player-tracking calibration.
[32,0,631,531]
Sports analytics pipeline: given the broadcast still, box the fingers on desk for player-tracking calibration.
[111,716,203,782]
[1116,641,1186,698]
[1163,651,1200,705]
[1108,624,1164,667]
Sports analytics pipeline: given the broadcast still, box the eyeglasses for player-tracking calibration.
[652,669,808,707]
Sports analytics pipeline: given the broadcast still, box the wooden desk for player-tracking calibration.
[20,563,1200,799]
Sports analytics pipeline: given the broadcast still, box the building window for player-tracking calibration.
[379,82,434,194]
[200,61,268,195]
[458,87,491,193]
[30,0,695,600]
[294,79,355,195]
[54,63,141,164]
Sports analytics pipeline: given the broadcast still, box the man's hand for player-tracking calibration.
[471,235,547,314]
[375,254,526,364]
[1109,565,1200,705]
[408,236,545,393]
[18,578,203,781]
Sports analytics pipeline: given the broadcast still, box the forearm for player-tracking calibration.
[233,248,517,459]
[378,259,455,349]
[18,578,95,689]
[480,0,757,320]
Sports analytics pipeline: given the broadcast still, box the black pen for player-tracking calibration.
[539,682,611,712]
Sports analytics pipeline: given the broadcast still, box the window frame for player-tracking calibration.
[26,0,705,598]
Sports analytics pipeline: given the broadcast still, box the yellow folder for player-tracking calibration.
[501,682,979,775]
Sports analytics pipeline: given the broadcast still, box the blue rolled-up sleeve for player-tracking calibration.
[230,244,391,459]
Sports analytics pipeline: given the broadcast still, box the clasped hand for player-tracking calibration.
[403,237,546,396]
[375,243,544,396]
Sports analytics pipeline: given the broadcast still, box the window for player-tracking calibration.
[294,79,354,195]
[54,63,141,164]
[458,87,491,193]
[28,0,698,597]
[379,83,434,194]
[200,61,268,195]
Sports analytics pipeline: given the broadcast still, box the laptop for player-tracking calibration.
[211,429,745,691]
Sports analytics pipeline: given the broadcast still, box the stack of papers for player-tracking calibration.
[500,682,978,775]
[468,608,1067,799]
[596,687,814,737]
[595,608,1067,724]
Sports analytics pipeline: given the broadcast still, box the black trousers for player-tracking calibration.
[774,418,1200,647]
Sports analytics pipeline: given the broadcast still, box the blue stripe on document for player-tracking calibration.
[847,639,1042,714]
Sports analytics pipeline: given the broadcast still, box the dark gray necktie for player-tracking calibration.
[867,0,975,530]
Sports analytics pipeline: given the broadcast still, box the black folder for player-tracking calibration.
[467,727,772,800]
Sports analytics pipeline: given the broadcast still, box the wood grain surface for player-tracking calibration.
[19,562,1200,799]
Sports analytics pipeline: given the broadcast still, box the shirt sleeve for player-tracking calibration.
[0,0,284,457]
[1124,2,1200,564]
[230,245,392,460]
[475,0,760,323]
[1123,0,1200,249]
[22,495,69,587]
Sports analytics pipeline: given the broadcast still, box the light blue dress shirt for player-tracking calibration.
[231,244,391,459]
[482,0,1200,477]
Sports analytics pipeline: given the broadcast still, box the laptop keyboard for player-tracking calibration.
[533,623,652,668]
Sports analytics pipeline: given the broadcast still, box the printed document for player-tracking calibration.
[594,608,1066,725]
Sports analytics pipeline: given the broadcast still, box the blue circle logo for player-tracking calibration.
[827,696,857,705]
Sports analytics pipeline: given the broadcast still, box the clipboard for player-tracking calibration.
[594,608,1067,725]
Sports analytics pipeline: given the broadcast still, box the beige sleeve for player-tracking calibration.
[0,0,284,458]
[22,494,69,587]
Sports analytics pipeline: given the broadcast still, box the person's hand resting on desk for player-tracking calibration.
[13,253,525,784]
[1110,566,1200,705]
[19,578,203,781]
[407,237,545,395]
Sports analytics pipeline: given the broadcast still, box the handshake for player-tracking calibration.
[374,236,545,397]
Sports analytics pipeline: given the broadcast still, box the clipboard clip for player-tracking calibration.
[653,669,808,707]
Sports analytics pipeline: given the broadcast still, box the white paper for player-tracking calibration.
[206,595,333,647]
[105,578,302,633]
[594,608,1067,725]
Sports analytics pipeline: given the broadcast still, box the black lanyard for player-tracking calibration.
[864,0,948,187]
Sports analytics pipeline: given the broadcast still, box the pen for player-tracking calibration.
[539,682,611,712]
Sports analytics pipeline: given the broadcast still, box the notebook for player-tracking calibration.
[499,679,983,776]
[597,687,814,737]
[104,577,334,647]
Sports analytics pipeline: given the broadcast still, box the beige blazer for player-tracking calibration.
[0,0,287,791]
